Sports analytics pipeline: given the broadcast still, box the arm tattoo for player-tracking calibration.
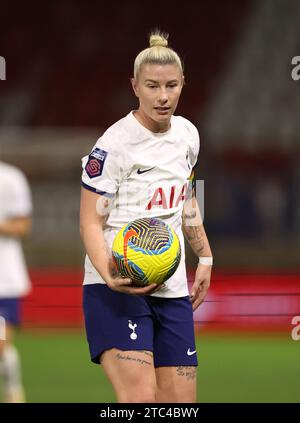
[184,226,205,256]
[183,197,212,258]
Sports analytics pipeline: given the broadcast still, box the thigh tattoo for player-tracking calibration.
[115,350,153,366]
[176,366,197,381]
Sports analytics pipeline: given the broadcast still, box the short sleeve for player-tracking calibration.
[188,123,200,169]
[81,133,123,196]
[6,170,32,218]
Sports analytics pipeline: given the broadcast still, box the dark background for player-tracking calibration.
[1,0,299,269]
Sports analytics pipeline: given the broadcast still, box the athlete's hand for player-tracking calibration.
[106,275,163,296]
[106,258,163,295]
[190,264,212,311]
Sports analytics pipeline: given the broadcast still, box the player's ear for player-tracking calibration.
[181,75,185,87]
[131,78,139,98]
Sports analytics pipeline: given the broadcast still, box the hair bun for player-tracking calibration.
[149,32,168,48]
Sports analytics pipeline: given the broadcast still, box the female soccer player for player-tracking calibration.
[80,31,213,403]
[0,161,32,403]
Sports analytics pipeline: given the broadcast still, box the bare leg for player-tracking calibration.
[155,366,197,403]
[0,324,26,403]
[101,348,157,403]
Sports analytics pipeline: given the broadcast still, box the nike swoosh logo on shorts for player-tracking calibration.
[137,167,156,175]
[187,348,197,356]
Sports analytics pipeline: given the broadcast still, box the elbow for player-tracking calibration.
[19,218,32,238]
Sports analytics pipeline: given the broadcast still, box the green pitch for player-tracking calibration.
[4,330,299,402]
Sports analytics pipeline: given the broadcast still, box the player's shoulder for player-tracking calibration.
[0,162,30,196]
[0,161,27,182]
[173,116,200,153]
[94,112,134,151]
[173,115,199,137]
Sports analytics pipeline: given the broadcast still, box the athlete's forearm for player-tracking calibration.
[80,188,115,282]
[0,217,31,238]
[183,223,212,258]
[182,198,212,258]
[80,223,112,282]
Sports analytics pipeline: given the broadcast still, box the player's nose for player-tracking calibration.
[158,88,168,104]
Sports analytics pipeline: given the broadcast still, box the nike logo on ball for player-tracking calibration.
[187,348,197,356]
[137,167,156,175]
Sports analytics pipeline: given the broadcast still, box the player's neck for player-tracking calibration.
[133,110,171,133]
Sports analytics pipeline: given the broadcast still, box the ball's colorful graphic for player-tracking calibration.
[112,217,181,286]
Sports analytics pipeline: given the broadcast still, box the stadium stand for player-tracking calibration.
[1,1,299,330]
[1,1,251,126]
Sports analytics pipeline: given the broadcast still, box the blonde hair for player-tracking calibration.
[133,31,183,79]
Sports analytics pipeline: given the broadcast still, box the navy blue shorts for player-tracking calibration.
[83,284,198,367]
[0,298,21,326]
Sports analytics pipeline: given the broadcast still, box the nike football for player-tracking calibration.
[112,217,181,286]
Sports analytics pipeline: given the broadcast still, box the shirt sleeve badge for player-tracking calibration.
[85,148,108,178]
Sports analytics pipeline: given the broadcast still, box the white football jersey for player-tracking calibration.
[0,162,32,298]
[81,111,199,298]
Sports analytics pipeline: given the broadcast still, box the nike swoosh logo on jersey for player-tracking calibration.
[187,348,197,356]
[137,167,156,175]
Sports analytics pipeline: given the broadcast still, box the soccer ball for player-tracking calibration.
[112,217,181,287]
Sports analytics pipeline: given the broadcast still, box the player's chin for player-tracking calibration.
[153,109,172,121]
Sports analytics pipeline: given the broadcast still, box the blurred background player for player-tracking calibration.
[80,31,213,403]
[0,161,32,403]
